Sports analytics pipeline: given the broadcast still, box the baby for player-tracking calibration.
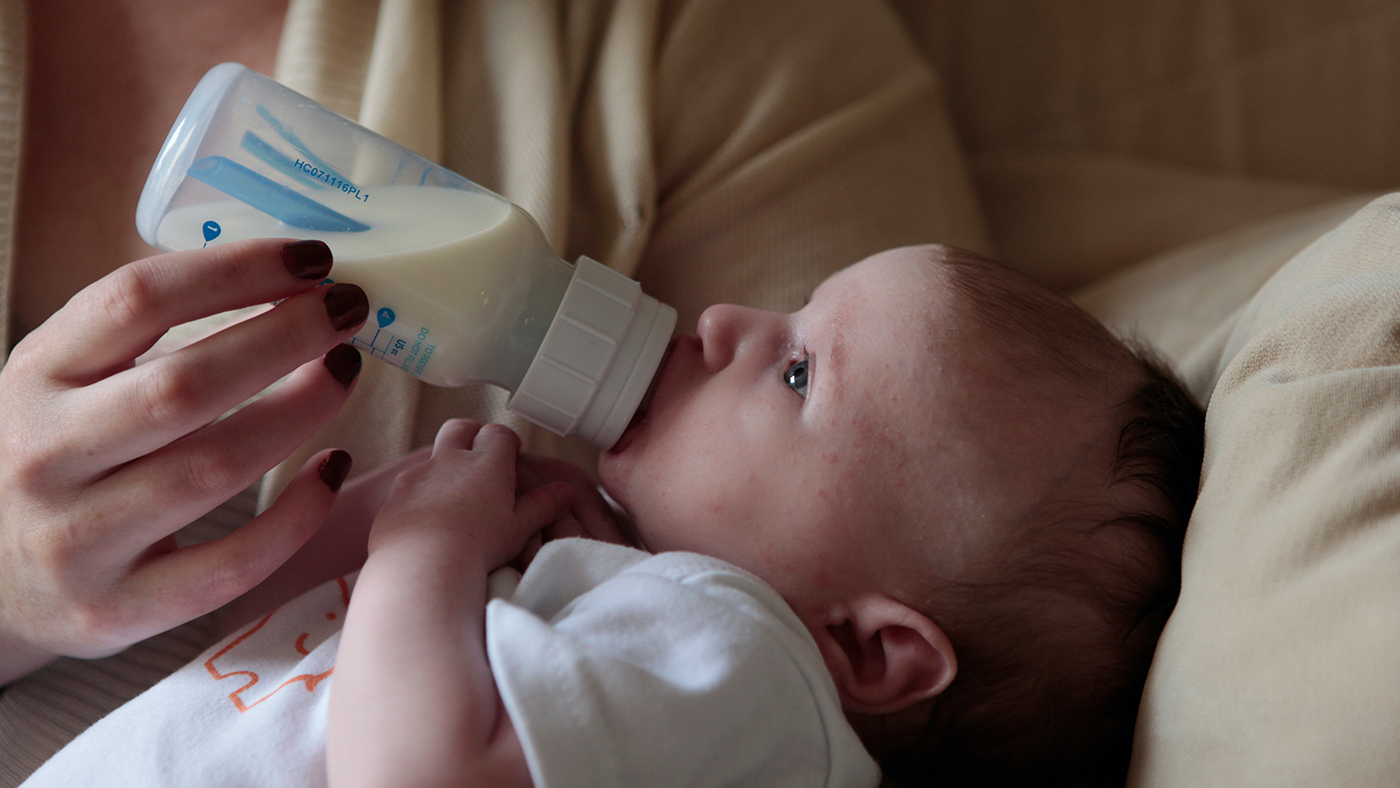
[19,244,1203,788]
[329,244,1204,787]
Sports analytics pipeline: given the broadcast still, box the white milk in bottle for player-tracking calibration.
[139,63,675,448]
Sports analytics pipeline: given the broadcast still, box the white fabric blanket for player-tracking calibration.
[20,540,878,788]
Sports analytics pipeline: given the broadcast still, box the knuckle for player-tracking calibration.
[66,598,124,648]
[177,441,247,502]
[2,335,41,377]
[199,558,261,607]
[388,462,440,496]
[0,394,75,483]
[0,431,46,483]
[98,263,161,333]
[135,361,209,430]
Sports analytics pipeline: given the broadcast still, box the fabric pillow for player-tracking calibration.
[1074,196,1374,400]
[1082,192,1400,787]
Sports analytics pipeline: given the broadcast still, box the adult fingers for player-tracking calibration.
[118,449,352,637]
[33,239,334,383]
[69,282,366,471]
[90,345,360,551]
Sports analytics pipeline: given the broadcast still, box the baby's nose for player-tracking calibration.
[696,303,757,371]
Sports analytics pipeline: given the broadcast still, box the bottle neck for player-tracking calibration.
[506,256,678,448]
[492,252,575,393]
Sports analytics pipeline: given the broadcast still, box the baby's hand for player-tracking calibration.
[368,420,573,573]
[513,454,635,569]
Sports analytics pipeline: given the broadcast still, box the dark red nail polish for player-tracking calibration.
[323,343,362,389]
[319,449,353,492]
[282,240,333,280]
[323,283,368,331]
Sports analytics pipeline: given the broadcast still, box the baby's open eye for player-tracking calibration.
[783,357,810,398]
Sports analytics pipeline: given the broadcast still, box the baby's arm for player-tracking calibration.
[327,420,573,788]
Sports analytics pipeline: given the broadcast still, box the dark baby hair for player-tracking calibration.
[866,246,1205,788]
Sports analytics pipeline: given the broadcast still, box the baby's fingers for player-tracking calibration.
[432,419,484,457]
[515,483,574,535]
[469,422,521,460]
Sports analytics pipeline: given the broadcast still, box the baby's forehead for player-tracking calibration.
[815,247,953,308]
[812,246,1125,460]
[812,251,1007,382]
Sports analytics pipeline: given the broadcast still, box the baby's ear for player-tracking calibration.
[812,595,956,716]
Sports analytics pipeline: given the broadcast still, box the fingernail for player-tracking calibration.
[282,240,333,280]
[323,343,362,390]
[319,450,353,492]
[323,283,368,331]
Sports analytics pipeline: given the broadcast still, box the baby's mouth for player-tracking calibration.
[608,336,676,454]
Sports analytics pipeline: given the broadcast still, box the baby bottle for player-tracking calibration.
[136,63,676,449]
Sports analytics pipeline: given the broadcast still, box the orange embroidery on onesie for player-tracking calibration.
[205,577,351,713]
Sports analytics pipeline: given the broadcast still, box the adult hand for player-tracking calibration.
[214,446,433,637]
[0,238,368,685]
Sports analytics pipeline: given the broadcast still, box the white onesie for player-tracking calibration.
[21,539,880,788]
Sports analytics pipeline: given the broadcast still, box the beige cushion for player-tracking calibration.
[1081,192,1400,787]
[977,152,1355,291]
[1074,195,1375,398]
[888,0,1400,192]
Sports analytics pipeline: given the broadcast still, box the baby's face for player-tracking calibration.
[598,247,1109,616]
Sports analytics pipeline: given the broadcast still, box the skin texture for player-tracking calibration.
[329,421,571,788]
[0,240,369,685]
[322,245,1135,784]
[599,245,1124,713]
[0,0,343,685]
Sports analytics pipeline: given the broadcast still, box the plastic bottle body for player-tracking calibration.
[137,63,676,447]
[329,204,574,389]
[159,192,574,389]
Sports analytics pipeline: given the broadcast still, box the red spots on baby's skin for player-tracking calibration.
[326,612,336,620]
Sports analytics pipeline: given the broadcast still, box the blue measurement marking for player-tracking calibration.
[350,328,398,359]
[187,156,370,232]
